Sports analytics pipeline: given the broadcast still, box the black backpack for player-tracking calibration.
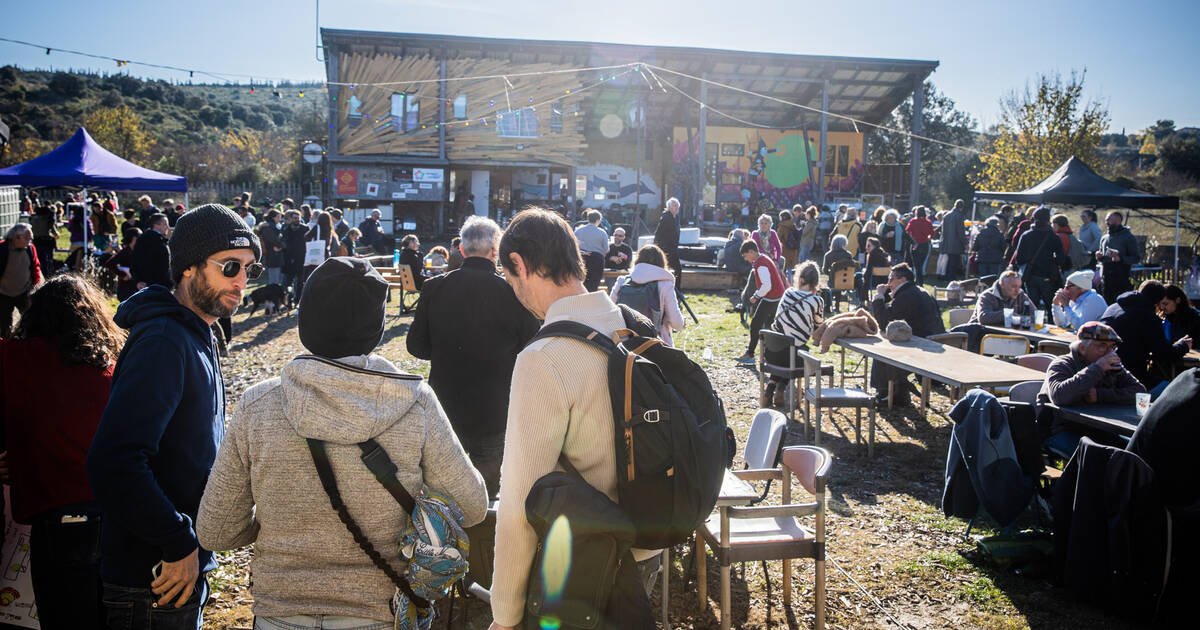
[529,305,727,549]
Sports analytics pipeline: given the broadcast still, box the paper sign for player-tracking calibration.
[365,183,380,197]
[419,183,433,190]
[0,488,40,628]
[336,169,358,196]
[391,192,403,199]
[413,168,444,183]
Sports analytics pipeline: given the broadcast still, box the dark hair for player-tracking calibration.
[123,209,135,221]
[1138,279,1166,304]
[450,236,461,247]
[429,245,449,259]
[121,227,142,246]
[865,236,881,250]
[795,260,819,289]
[915,206,927,219]
[890,262,915,283]
[872,207,885,222]
[499,208,583,285]
[778,210,793,224]
[149,212,169,227]
[1164,284,1189,307]
[13,275,125,368]
[1001,204,1013,214]
[329,208,343,219]
[586,209,602,224]
[739,240,759,255]
[1107,210,1124,222]
[635,244,667,268]
[400,234,418,248]
[1081,209,1097,221]
[1052,213,1069,228]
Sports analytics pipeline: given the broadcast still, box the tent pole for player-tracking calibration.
[82,186,90,275]
[1175,206,1180,282]
[185,192,189,211]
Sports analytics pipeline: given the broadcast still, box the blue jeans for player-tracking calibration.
[102,576,208,630]
[266,266,284,286]
[255,615,390,630]
[911,242,930,285]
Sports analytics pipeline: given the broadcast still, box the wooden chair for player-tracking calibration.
[979,333,1029,358]
[1038,340,1071,356]
[928,331,968,350]
[396,265,421,314]
[1016,353,1055,372]
[797,347,876,456]
[948,308,974,328]
[697,445,831,630]
[828,264,857,313]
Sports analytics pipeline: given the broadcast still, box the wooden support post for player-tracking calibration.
[909,76,924,209]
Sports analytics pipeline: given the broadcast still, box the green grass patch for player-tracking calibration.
[894,550,971,575]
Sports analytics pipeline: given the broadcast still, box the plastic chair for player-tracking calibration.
[1007,380,1043,404]
[797,347,876,456]
[948,308,974,328]
[1038,340,1071,356]
[1016,353,1055,372]
[980,334,1029,358]
[742,409,787,503]
[697,445,831,630]
[759,331,833,428]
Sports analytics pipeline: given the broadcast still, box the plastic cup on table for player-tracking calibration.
[1135,392,1151,417]
[1003,308,1014,328]
[1034,310,1045,329]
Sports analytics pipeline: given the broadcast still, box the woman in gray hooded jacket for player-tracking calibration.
[197,257,487,628]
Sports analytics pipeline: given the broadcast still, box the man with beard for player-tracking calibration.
[87,204,260,627]
[1096,210,1141,304]
[280,210,310,307]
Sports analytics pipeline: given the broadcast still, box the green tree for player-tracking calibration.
[970,71,1109,192]
[1158,134,1200,180]
[867,81,979,206]
[84,105,155,163]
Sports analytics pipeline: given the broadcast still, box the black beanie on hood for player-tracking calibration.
[299,257,388,358]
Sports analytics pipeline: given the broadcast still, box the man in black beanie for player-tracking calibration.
[88,203,260,625]
[299,256,388,358]
[1012,205,1068,313]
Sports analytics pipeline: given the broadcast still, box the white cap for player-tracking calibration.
[1066,269,1094,291]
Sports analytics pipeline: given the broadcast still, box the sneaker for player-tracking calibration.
[736,353,756,364]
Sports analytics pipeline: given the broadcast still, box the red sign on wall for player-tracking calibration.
[336,169,358,196]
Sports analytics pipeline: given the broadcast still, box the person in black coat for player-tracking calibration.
[653,197,681,280]
[1101,281,1193,392]
[1012,206,1068,313]
[1162,284,1200,344]
[406,217,539,498]
[397,233,425,290]
[280,211,310,304]
[869,262,945,405]
[971,217,1006,278]
[130,213,172,290]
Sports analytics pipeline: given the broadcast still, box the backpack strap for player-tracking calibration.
[357,439,417,515]
[306,438,430,612]
[530,319,619,351]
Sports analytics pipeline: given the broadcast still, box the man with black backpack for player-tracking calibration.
[491,208,725,630]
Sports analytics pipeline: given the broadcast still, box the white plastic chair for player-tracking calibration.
[1008,380,1044,404]
[1016,353,1055,373]
[980,333,1030,358]
[948,308,974,328]
[743,409,787,503]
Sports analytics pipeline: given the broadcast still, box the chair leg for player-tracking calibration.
[696,534,707,606]
[661,547,670,629]
[855,407,862,447]
[869,408,876,458]
[816,557,826,630]
[814,403,822,446]
[783,557,792,608]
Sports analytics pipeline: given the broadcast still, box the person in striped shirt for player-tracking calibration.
[761,261,825,406]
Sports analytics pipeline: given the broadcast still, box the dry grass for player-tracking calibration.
[202,287,1140,629]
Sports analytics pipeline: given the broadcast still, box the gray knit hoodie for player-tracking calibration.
[197,354,487,622]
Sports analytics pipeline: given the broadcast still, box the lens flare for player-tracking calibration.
[541,515,572,605]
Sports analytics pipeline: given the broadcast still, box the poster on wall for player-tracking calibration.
[336,169,358,196]
[0,488,39,628]
[391,168,444,201]
[365,183,380,197]
[412,168,444,183]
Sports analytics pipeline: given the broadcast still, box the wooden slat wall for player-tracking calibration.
[336,53,588,165]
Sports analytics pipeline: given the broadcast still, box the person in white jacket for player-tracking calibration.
[608,244,686,345]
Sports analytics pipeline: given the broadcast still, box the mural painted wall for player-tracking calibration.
[576,164,660,209]
[672,126,864,209]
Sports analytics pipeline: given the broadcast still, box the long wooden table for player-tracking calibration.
[836,335,1048,418]
[981,324,1076,347]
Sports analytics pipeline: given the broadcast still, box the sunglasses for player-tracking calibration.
[208,259,264,279]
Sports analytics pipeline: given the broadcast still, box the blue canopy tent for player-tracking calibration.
[0,127,187,266]
[0,126,187,193]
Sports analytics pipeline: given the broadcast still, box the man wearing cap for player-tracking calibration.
[1052,270,1108,330]
[1041,321,1145,406]
[87,204,261,625]
[605,226,633,270]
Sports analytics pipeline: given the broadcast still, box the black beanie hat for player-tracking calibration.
[169,204,261,281]
[1033,206,1052,224]
[299,257,388,358]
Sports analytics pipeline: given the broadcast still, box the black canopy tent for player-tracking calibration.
[973,156,1184,276]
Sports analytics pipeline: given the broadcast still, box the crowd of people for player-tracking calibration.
[2,185,1198,629]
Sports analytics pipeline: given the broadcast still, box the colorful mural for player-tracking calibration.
[576,164,660,209]
[672,126,865,210]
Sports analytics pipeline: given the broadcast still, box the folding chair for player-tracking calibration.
[797,347,876,455]
[928,331,968,350]
[948,308,974,328]
[980,334,1029,358]
[759,331,833,431]
[828,264,857,313]
[1016,353,1055,372]
[697,446,831,630]
[1037,340,1071,356]
[1007,380,1043,404]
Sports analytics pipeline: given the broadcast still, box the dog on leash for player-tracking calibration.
[242,284,288,316]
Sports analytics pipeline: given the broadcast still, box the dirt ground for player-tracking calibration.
[201,289,1143,630]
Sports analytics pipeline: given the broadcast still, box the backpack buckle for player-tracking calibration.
[643,409,661,423]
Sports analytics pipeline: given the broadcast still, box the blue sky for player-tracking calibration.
[2,0,1196,133]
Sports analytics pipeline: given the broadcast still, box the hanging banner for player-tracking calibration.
[336,169,358,196]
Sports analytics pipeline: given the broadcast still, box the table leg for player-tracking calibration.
[839,346,846,388]
[661,546,670,628]
[920,376,930,420]
[696,534,707,606]
[888,379,894,409]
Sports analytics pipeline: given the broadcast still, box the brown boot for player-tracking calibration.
[760,384,775,408]
[773,386,788,407]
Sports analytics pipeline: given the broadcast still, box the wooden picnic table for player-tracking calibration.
[835,335,1048,418]
[1047,403,1140,437]
[981,324,1076,346]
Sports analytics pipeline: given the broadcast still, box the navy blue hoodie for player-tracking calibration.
[86,285,225,587]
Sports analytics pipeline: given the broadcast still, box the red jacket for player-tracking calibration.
[0,241,42,290]
[1,337,112,522]
[906,217,935,245]
[753,255,786,300]
[1054,226,1073,255]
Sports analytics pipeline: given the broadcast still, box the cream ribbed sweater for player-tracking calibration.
[491,291,655,626]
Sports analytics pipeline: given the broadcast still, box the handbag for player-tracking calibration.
[303,238,327,267]
[308,438,470,630]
